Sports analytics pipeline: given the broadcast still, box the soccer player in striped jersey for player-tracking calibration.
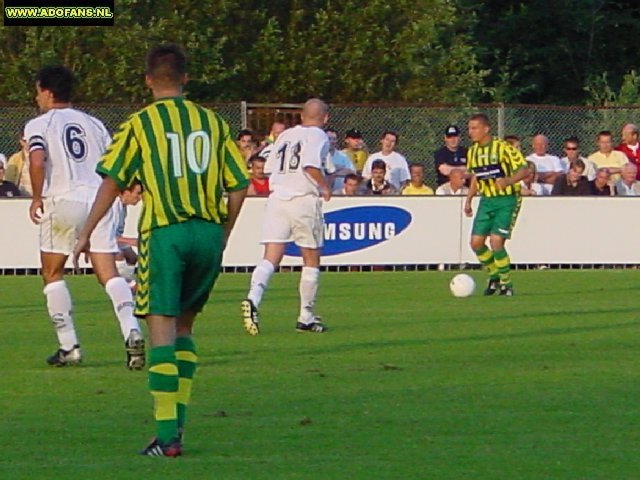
[26,65,145,369]
[464,113,529,296]
[73,44,249,457]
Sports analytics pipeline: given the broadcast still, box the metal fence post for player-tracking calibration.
[497,103,505,139]
[241,100,248,129]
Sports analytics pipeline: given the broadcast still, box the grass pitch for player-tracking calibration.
[2,270,640,479]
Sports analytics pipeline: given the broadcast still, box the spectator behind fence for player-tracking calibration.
[526,134,563,195]
[504,135,522,151]
[325,127,355,191]
[436,168,468,195]
[588,131,628,182]
[362,130,410,190]
[434,125,467,185]
[0,157,21,197]
[334,173,360,195]
[358,159,397,195]
[590,168,613,196]
[342,128,368,173]
[402,163,434,195]
[247,154,270,196]
[236,129,256,162]
[519,161,545,196]
[265,120,286,144]
[551,159,591,196]
[5,129,32,196]
[615,123,640,179]
[560,136,596,181]
[614,163,640,196]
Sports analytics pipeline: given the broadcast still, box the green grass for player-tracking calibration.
[2,270,640,479]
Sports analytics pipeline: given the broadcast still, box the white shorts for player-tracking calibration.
[40,195,119,255]
[261,195,324,249]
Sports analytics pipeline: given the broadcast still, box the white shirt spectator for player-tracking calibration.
[615,180,640,196]
[264,125,329,200]
[435,183,468,195]
[526,153,563,195]
[362,151,410,189]
[520,180,545,196]
[25,108,111,199]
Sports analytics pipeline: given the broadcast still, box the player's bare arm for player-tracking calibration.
[464,176,477,217]
[496,166,530,191]
[224,187,248,245]
[28,149,46,224]
[72,176,121,268]
[304,165,331,201]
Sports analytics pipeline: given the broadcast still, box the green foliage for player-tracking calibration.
[0,0,486,103]
[585,70,640,106]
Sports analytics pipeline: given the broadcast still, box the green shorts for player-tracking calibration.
[472,195,521,239]
[135,219,224,317]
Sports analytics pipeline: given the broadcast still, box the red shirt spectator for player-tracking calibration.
[615,123,640,179]
[247,155,270,196]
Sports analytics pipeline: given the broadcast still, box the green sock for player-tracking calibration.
[474,245,498,280]
[175,336,198,431]
[493,248,511,286]
[148,345,178,444]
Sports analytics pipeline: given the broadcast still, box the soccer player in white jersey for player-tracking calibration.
[241,99,332,334]
[26,66,145,369]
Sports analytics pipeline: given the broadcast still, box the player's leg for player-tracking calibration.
[136,226,183,457]
[293,196,326,332]
[176,219,224,440]
[89,208,144,369]
[40,197,82,365]
[470,198,499,295]
[41,252,82,365]
[243,196,289,334]
[489,196,520,296]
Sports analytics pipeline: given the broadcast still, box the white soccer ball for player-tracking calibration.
[449,274,475,298]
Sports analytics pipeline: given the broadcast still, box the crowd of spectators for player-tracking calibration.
[3,120,640,199]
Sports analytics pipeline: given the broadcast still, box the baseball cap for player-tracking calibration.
[445,125,460,137]
[345,128,363,139]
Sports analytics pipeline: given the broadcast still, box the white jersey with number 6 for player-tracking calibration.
[265,125,329,200]
[24,107,111,199]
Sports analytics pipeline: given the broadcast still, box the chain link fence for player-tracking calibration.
[2,102,639,186]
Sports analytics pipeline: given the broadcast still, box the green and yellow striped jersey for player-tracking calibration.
[97,97,249,233]
[467,137,526,197]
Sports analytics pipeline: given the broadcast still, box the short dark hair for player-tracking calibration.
[325,127,338,135]
[409,162,424,172]
[380,130,399,143]
[371,159,387,171]
[571,159,586,171]
[236,129,253,141]
[344,173,360,183]
[146,44,187,85]
[248,153,267,165]
[469,113,491,126]
[126,179,143,191]
[504,135,520,142]
[36,66,75,102]
[597,130,612,139]
[564,136,580,145]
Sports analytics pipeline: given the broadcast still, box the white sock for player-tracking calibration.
[105,276,140,340]
[299,267,320,323]
[247,259,275,307]
[43,280,78,351]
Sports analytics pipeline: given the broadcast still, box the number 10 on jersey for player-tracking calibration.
[166,131,211,178]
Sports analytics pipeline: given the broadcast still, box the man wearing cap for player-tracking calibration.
[342,128,368,173]
[434,125,467,186]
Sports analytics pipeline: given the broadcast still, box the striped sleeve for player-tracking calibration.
[217,116,250,192]
[97,118,142,190]
[505,144,527,172]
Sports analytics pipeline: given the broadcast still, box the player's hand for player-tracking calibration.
[321,186,331,202]
[72,235,91,272]
[495,178,509,190]
[464,202,473,217]
[29,198,44,224]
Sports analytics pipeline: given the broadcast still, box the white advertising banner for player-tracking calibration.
[2,196,640,268]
